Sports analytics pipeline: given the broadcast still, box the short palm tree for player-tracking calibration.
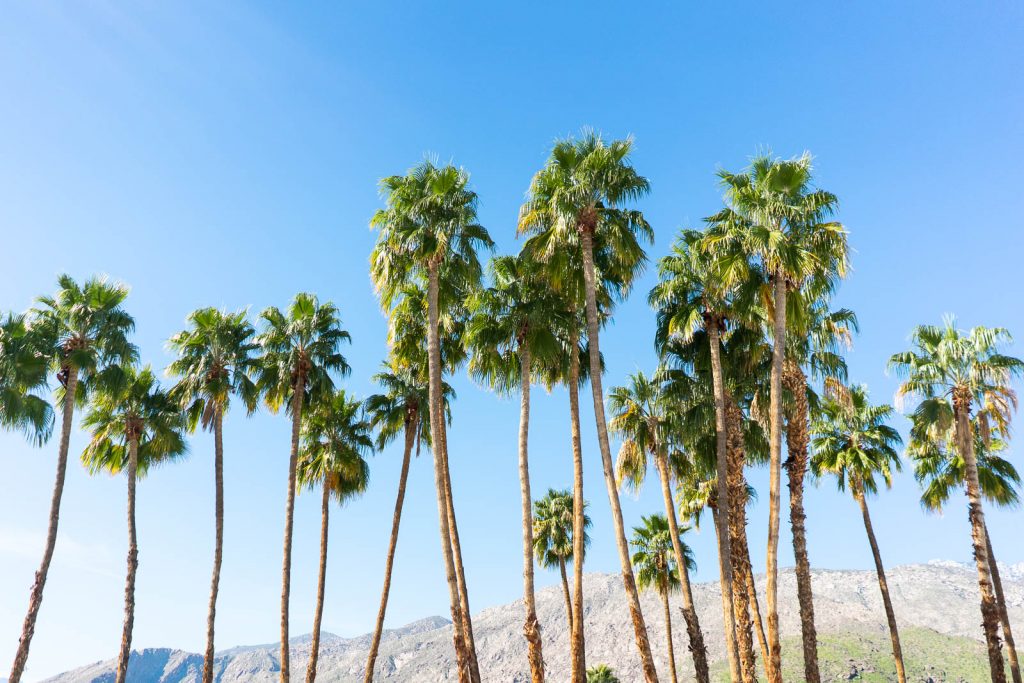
[81,365,187,683]
[586,664,620,683]
[889,319,1023,683]
[0,313,54,446]
[631,513,696,683]
[167,307,259,683]
[811,385,906,683]
[532,489,591,630]
[256,293,351,683]
[9,275,136,683]
[297,389,372,683]
[519,130,659,683]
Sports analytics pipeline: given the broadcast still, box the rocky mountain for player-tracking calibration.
[44,562,1024,682]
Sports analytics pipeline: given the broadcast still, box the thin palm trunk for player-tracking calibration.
[745,563,769,668]
[115,435,140,683]
[579,228,658,683]
[559,559,573,631]
[764,274,786,683]
[854,486,905,683]
[305,481,331,683]
[518,341,545,682]
[9,366,78,683]
[279,387,304,682]
[986,524,1022,683]
[364,409,417,683]
[568,324,587,683]
[725,398,757,683]
[662,589,678,683]
[203,409,225,683]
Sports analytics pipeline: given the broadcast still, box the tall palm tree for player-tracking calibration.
[710,153,848,683]
[9,275,136,683]
[631,513,696,683]
[371,160,493,683]
[811,385,906,683]
[167,308,259,683]
[297,389,373,683]
[81,365,187,683]
[532,489,591,630]
[611,370,711,683]
[519,131,659,683]
[256,293,351,683]
[889,319,1023,683]
[0,313,54,447]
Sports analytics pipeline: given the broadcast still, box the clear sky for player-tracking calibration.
[2,2,1023,680]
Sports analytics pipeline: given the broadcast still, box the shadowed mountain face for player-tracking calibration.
[43,562,1024,682]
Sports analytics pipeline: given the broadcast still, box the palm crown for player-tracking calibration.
[0,313,55,445]
[532,488,591,569]
[630,513,694,595]
[297,390,373,503]
[610,370,675,492]
[364,358,453,452]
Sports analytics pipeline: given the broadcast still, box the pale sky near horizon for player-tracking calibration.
[2,2,1023,680]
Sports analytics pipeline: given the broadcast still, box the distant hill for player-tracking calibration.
[44,561,1024,682]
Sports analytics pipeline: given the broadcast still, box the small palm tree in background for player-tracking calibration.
[0,312,54,446]
[167,307,259,683]
[297,389,372,683]
[257,293,351,683]
[81,365,187,683]
[9,275,136,683]
[586,664,620,683]
[811,385,906,683]
[532,489,590,629]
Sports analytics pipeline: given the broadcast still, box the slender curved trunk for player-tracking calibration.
[568,324,587,682]
[9,366,78,683]
[305,481,331,683]
[764,274,786,683]
[655,453,709,683]
[745,564,769,668]
[279,387,304,682]
[203,409,225,683]
[579,228,658,683]
[364,409,417,683]
[518,341,546,682]
[986,524,1022,683]
[725,398,757,683]
[662,589,678,683]
[427,264,472,683]
[115,436,140,683]
[559,559,573,631]
[783,361,819,683]
[953,388,1006,683]
[853,486,905,683]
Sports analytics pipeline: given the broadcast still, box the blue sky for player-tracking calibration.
[2,2,1023,679]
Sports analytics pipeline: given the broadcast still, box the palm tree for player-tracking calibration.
[586,665,620,683]
[0,313,54,447]
[297,389,372,683]
[631,513,696,683]
[710,153,848,683]
[371,160,493,683]
[889,319,1023,683]
[9,275,136,683]
[256,293,351,683]
[532,489,591,629]
[81,365,187,683]
[610,370,711,683]
[811,385,906,683]
[167,308,259,683]
[519,130,659,683]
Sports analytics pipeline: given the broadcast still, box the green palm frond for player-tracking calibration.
[298,389,374,504]
[532,488,591,569]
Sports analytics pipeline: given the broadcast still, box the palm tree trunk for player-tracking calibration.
[854,486,905,683]
[656,453,709,683]
[783,362,820,683]
[986,524,1022,683]
[764,273,787,683]
[953,389,1006,683]
[427,264,472,683]
[305,482,331,683]
[518,341,545,682]
[203,409,225,683]
[279,387,304,683]
[567,324,587,683]
[662,590,678,683]
[725,397,757,683]
[559,559,573,631]
[707,321,741,682]
[579,228,658,683]
[364,409,417,683]
[745,563,769,668]
[9,365,78,683]
[115,435,140,683]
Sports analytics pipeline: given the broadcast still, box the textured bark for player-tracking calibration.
[559,559,574,631]
[783,361,820,683]
[305,482,331,683]
[745,561,769,669]
[567,324,587,683]
[518,342,546,682]
[203,409,225,683]
[279,387,304,682]
[986,524,1022,683]
[579,228,659,683]
[764,274,786,683]
[9,366,78,683]
[364,408,417,682]
[954,387,1006,683]
[662,590,678,683]
[115,436,140,683]
[725,399,757,683]
[854,486,905,683]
